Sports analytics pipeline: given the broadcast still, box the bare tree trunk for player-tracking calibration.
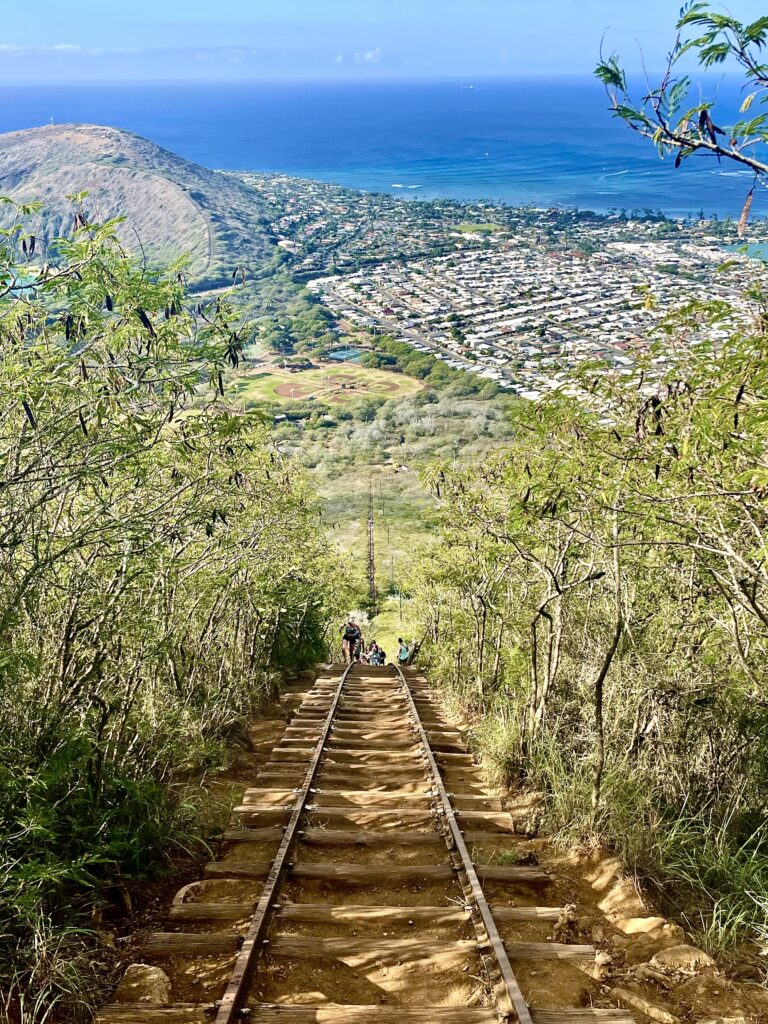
[591,615,623,813]
[592,510,623,814]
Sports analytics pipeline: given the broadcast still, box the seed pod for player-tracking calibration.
[78,410,89,437]
[105,294,114,312]
[22,399,37,429]
[738,188,754,238]
[136,308,156,336]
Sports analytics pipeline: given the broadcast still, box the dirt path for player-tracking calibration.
[94,666,768,1024]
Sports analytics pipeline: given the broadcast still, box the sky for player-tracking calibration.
[0,1,766,82]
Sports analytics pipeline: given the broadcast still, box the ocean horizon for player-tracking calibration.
[0,77,760,219]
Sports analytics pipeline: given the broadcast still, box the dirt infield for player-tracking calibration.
[236,364,423,406]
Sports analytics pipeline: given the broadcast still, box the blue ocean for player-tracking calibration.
[0,78,760,218]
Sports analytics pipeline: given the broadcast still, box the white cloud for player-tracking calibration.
[0,44,23,51]
[51,43,82,52]
[354,47,382,64]
[334,53,344,64]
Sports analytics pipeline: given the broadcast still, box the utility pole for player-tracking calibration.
[367,482,377,616]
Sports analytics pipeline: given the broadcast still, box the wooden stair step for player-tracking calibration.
[232,806,434,827]
[94,1005,209,1024]
[219,827,284,843]
[272,748,419,763]
[505,942,595,959]
[142,932,242,955]
[267,935,476,963]
[223,827,440,847]
[244,788,431,802]
[530,1013,635,1024]
[205,860,272,878]
[299,828,442,846]
[168,901,254,921]
[266,935,593,962]
[288,862,546,884]
[249,1005,498,1022]
[275,903,563,924]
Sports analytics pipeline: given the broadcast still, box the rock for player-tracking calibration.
[612,915,677,939]
[598,874,647,919]
[593,950,613,981]
[553,903,578,943]
[577,950,613,982]
[114,964,171,1004]
[650,944,716,975]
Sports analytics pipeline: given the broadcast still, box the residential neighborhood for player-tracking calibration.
[241,171,767,399]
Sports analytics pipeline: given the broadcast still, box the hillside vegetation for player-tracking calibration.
[0,200,347,1022]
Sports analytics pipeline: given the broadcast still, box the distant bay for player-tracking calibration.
[0,78,760,219]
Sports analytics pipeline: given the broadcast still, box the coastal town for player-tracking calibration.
[242,172,766,399]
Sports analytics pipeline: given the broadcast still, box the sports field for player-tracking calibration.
[234,364,424,405]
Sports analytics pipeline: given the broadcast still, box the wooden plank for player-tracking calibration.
[244,788,432,805]
[248,1007,497,1024]
[143,932,242,956]
[275,902,563,924]
[298,749,420,763]
[531,1013,635,1024]
[462,830,522,844]
[326,738,418,751]
[234,807,434,828]
[479,864,549,883]
[205,860,272,879]
[231,806,292,823]
[220,827,284,843]
[456,810,517,831]
[505,942,595,960]
[291,863,454,883]
[95,1005,209,1024]
[493,905,563,921]
[298,828,441,846]
[267,935,476,963]
[168,902,254,922]
[267,929,589,966]
[275,903,468,925]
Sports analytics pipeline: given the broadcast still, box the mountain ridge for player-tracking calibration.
[0,123,277,285]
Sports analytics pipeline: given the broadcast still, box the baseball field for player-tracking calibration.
[234,364,424,406]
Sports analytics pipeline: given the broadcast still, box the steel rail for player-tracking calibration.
[214,663,354,1024]
[395,664,533,1024]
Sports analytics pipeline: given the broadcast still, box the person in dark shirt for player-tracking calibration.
[342,619,362,664]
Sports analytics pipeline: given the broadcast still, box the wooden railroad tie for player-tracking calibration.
[95,1006,635,1024]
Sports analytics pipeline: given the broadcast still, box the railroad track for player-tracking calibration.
[96,664,635,1024]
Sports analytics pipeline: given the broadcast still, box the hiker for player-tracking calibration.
[397,637,410,666]
[342,619,362,664]
[368,641,383,665]
[353,630,365,662]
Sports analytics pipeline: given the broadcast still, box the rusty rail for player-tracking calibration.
[395,665,533,1024]
[214,663,353,1024]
